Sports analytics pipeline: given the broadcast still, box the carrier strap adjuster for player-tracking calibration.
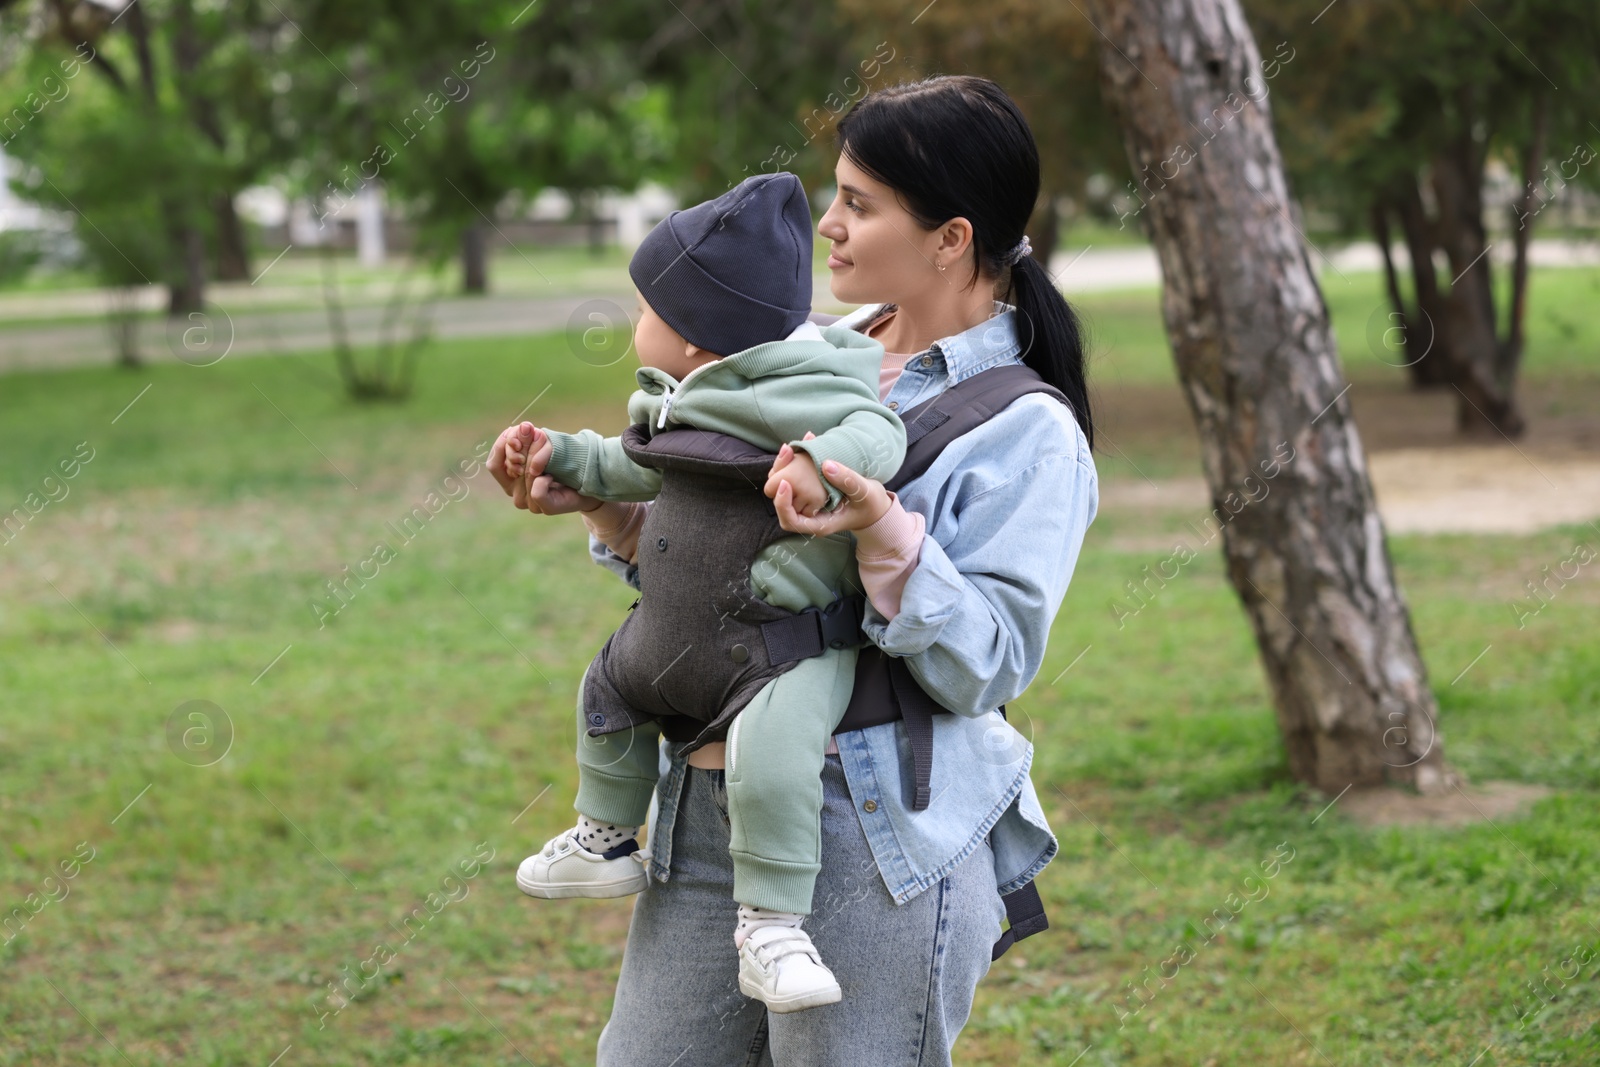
[760,593,867,666]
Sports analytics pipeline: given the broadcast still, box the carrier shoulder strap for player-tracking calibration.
[832,361,1071,961]
[886,362,1071,492]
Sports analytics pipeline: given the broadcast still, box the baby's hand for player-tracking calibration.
[505,424,552,483]
[500,422,533,479]
[764,435,829,517]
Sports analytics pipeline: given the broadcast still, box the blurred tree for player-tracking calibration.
[628,1,870,200]
[839,0,1125,264]
[0,0,293,311]
[1087,0,1454,794]
[1252,0,1600,437]
[284,0,678,296]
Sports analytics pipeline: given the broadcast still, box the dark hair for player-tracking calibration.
[835,75,1095,453]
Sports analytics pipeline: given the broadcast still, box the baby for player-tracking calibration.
[502,172,906,1013]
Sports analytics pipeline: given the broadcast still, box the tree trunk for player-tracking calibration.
[108,286,142,369]
[167,223,207,315]
[125,0,207,316]
[1430,134,1525,437]
[461,223,488,294]
[213,193,252,282]
[1503,94,1548,387]
[1392,176,1453,389]
[1087,0,1454,794]
[1369,201,1418,372]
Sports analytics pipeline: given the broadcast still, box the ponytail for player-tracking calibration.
[1007,252,1095,453]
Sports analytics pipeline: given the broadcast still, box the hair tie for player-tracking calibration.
[1004,234,1032,266]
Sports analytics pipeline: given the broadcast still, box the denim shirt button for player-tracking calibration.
[862,799,878,813]
[919,355,933,368]
[887,401,898,411]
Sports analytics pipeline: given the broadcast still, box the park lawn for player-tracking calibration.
[0,296,1597,1065]
[1085,262,1600,387]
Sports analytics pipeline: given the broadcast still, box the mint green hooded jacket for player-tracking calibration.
[542,321,906,613]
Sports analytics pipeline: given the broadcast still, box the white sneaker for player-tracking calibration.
[737,925,842,1013]
[515,830,650,899]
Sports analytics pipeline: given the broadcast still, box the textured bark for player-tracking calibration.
[1088,0,1454,793]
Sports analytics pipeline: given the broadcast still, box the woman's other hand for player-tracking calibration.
[515,473,604,516]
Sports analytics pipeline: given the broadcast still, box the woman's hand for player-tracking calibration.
[771,433,893,536]
[490,421,601,516]
[763,447,830,517]
[515,473,604,516]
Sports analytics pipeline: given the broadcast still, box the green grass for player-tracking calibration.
[1,299,1597,1064]
[1082,263,1600,387]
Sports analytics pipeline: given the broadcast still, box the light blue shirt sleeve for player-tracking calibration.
[588,530,641,591]
[860,413,1099,718]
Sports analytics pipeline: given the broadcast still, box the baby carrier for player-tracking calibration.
[581,361,1071,958]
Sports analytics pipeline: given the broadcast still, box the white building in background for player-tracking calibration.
[235,179,676,255]
[0,143,53,232]
[528,182,677,248]
[356,184,385,265]
[603,183,678,249]
[529,187,574,221]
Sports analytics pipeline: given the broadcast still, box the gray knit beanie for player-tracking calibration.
[628,172,813,358]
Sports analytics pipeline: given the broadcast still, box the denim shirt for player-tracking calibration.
[586,301,1100,904]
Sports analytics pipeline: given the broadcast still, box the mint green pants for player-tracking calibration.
[574,646,859,915]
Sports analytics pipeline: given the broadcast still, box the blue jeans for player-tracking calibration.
[597,756,1007,1066]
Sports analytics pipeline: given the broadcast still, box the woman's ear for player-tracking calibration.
[936,217,975,266]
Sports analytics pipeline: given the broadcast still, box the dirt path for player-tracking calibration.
[1101,445,1600,536]
[1095,373,1600,539]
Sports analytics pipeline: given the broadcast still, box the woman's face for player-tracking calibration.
[817,152,979,306]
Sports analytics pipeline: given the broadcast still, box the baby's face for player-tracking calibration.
[634,289,720,380]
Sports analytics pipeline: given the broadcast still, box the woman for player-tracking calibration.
[491,74,1099,1065]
